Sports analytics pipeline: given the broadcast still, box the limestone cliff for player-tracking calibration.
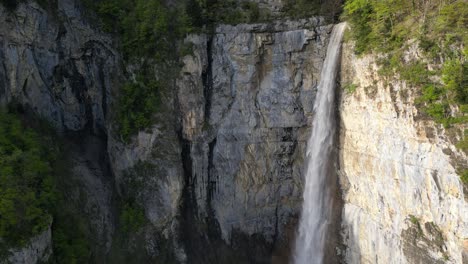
[1,0,466,263]
[0,0,340,262]
[339,42,468,263]
[109,18,338,263]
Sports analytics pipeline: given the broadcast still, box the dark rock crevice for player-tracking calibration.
[202,37,214,123]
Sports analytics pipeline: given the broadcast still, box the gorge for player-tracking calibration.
[0,0,466,264]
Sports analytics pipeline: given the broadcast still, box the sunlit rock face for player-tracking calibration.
[339,42,468,264]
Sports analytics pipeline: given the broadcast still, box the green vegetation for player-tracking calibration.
[343,0,467,159]
[343,82,358,93]
[0,111,56,251]
[408,215,423,235]
[409,215,419,225]
[82,0,344,141]
[120,201,146,234]
[0,109,91,262]
[82,0,193,141]
[456,129,468,151]
[117,79,161,141]
[83,0,192,62]
[51,205,91,264]
[117,162,152,234]
[459,169,468,185]
[284,0,342,20]
[203,0,271,25]
[343,1,467,117]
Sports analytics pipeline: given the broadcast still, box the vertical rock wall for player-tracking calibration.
[110,18,338,262]
[339,42,468,263]
[0,0,120,260]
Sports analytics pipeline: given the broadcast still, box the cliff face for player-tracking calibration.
[110,18,337,262]
[182,19,333,261]
[0,0,339,262]
[0,0,119,133]
[0,0,119,260]
[339,43,468,263]
[2,0,466,263]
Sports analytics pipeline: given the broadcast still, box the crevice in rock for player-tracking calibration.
[178,132,203,262]
[0,41,7,101]
[207,137,218,204]
[202,36,214,123]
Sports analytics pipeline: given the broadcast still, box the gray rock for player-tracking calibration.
[0,0,119,133]
[4,226,52,264]
[0,0,120,259]
[173,19,333,260]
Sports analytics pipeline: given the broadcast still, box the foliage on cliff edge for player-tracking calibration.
[0,111,56,252]
[0,109,91,262]
[343,0,467,183]
[343,0,467,123]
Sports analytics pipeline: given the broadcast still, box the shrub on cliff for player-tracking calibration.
[0,109,92,262]
[117,80,160,141]
[344,0,468,184]
[82,0,192,141]
[0,111,56,250]
[343,0,467,121]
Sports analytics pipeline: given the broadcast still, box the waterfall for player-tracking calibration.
[293,23,346,264]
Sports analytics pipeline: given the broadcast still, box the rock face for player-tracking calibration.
[0,0,119,133]
[1,0,342,262]
[4,227,52,264]
[7,0,466,263]
[339,42,468,263]
[0,0,119,259]
[109,18,337,262]
[185,19,332,260]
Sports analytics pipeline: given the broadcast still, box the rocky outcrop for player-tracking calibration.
[4,226,52,264]
[339,42,468,263]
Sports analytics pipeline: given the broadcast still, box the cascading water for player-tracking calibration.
[293,23,346,264]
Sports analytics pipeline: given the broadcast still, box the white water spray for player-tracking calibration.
[293,23,346,264]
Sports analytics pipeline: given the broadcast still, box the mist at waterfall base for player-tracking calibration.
[293,23,346,264]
